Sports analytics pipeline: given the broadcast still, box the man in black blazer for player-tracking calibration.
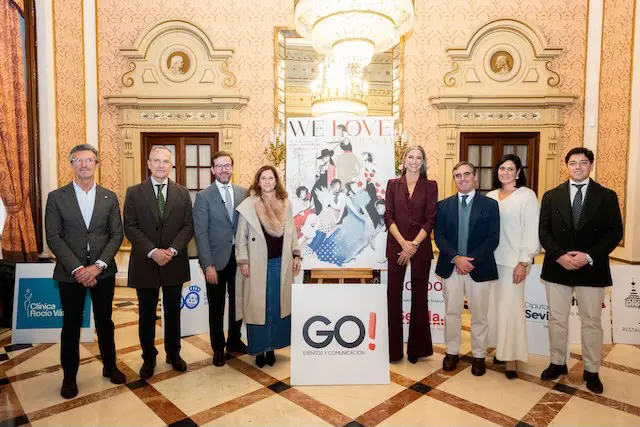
[539,147,622,393]
[193,151,248,367]
[435,161,500,376]
[124,146,194,380]
[45,144,125,399]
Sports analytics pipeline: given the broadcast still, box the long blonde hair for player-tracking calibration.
[402,145,427,178]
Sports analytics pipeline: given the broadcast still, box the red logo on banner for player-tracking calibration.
[368,312,377,350]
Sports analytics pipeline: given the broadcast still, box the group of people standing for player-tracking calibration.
[46,144,300,399]
[45,141,621,401]
[387,145,622,395]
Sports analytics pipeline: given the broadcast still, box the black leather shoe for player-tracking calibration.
[60,377,78,399]
[471,358,486,376]
[505,370,518,380]
[139,359,156,380]
[266,350,276,366]
[255,353,266,368]
[166,354,187,372]
[493,356,505,365]
[540,363,568,381]
[583,371,604,394]
[213,350,226,367]
[408,355,418,364]
[103,366,126,384]
[442,353,459,371]
[227,340,248,354]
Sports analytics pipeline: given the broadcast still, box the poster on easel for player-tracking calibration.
[286,116,394,270]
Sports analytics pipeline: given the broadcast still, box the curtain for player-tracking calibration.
[0,0,38,261]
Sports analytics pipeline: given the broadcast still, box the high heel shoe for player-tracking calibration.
[255,353,266,368]
[266,351,276,366]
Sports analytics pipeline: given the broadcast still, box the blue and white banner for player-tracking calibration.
[161,260,247,338]
[162,260,209,337]
[12,263,94,344]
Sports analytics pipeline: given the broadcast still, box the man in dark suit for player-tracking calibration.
[539,147,622,394]
[124,146,194,380]
[193,151,248,367]
[45,144,125,399]
[435,161,500,376]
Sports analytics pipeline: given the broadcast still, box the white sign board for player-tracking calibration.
[523,266,552,356]
[12,263,94,344]
[525,265,613,354]
[402,264,445,343]
[162,260,247,338]
[611,266,640,344]
[291,283,389,385]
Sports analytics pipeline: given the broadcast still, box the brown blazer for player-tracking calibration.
[384,175,438,259]
[124,179,194,288]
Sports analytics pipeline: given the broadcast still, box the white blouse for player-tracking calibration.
[487,186,541,268]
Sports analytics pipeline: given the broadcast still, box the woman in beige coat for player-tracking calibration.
[235,165,301,367]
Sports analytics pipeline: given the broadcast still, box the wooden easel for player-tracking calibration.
[310,268,373,284]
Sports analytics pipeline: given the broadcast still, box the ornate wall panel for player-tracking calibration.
[54,0,86,185]
[403,0,588,180]
[597,0,636,222]
[97,0,294,199]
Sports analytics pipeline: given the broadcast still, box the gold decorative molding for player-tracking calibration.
[222,60,237,88]
[430,18,578,199]
[121,62,136,87]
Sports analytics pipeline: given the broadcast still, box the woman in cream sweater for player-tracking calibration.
[487,154,541,379]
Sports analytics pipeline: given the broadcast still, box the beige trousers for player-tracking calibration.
[545,282,605,373]
[443,271,491,358]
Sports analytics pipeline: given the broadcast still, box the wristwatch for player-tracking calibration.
[518,262,529,267]
[95,262,107,270]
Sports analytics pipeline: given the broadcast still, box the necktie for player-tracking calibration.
[224,185,233,221]
[461,194,469,208]
[156,184,166,218]
[572,184,585,226]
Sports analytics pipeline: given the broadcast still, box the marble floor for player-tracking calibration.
[1,287,639,427]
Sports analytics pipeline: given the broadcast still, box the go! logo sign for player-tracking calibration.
[302,312,378,350]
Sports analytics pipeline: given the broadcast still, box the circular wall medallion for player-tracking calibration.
[484,44,520,82]
[160,46,196,82]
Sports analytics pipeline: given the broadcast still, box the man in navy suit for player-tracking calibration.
[539,147,622,394]
[435,161,500,376]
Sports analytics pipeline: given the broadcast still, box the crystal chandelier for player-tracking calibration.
[310,59,369,117]
[294,0,415,68]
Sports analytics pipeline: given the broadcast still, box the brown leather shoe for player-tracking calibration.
[442,353,459,371]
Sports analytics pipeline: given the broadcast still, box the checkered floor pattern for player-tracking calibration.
[1,287,639,427]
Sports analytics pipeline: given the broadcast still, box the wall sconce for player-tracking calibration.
[264,127,286,170]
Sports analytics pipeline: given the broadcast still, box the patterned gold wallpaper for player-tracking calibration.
[51,0,599,203]
[403,0,589,180]
[597,0,635,219]
[95,0,294,200]
[54,0,86,186]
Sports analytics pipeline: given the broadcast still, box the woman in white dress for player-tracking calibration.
[487,154,541,379]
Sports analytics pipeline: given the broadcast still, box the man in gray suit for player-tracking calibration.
[193,151,248,367]
[45,144,125,399]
